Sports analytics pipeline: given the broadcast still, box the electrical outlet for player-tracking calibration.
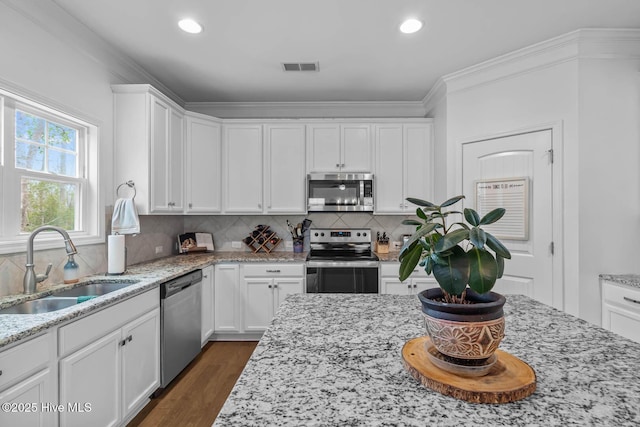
[155,246,163,254]
[231,241,242,249]
[393,241,403,250]
[285,241,293,249]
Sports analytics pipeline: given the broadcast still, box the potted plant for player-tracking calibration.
[399,195,511,365]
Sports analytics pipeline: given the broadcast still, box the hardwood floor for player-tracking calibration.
[128,341,258,427]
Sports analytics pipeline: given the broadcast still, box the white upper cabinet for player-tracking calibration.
[374,123,433,214]
[223,123,263,213]
[306,123,372,173]
[113,84,184,214]
[185,113,222,214]
[264,124,306,214]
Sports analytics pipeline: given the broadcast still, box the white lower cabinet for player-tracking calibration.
[379,262,437,296]
[242,264,305,332]
[0,332,56,427]
[214,264,242,333]
[58,289,159,427]
[601,280,640,343]
[201,265,215,346]
[215,263,304,335]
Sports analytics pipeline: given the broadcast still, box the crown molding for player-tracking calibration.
[441,28,640,94]
[422,78,447,116]
[185,101,426,119]
[1,0,185,107]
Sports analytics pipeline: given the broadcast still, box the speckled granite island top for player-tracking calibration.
[0,251,307,349]
[214,294,640,426]
[600,273,640,289]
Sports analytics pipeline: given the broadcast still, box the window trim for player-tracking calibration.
[0,85,103,255]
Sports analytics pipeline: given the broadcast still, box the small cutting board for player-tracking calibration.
[402,336,536,403]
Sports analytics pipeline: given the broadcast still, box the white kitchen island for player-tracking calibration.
[214,293,640,426]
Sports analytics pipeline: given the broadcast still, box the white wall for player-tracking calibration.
[438,29,640,324]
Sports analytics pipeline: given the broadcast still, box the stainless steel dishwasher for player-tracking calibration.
[159,269,202,389]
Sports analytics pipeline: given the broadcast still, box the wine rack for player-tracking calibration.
[243,225,282,253]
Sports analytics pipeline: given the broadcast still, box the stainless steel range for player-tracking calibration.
[306,228,379,293]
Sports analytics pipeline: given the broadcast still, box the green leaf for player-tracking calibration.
[432,245,469,296]
[485,232,512,259]
[416,208,427,220]
[435,228,468,252]
[399,244,423,281]
[425,257,433,275]
[401,219,422,226]
[496,254,505,278]
[449,222,470,230]
[479,208,506,225]
[467,248,498,294]
[406,197,436,208]
[469,227,487,249]
[401,222,441,253]
[431,253,448,266]
[440,195,465,208]
[464,208,480,226]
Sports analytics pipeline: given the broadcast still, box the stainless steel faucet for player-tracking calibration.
[24,226,77,294]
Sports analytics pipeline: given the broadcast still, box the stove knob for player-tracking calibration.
[320,232,325,237]
[357,232,361,237]
[363,232,367,237]
[314,232,319,237]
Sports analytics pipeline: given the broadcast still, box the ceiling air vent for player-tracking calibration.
[282,62,319,72]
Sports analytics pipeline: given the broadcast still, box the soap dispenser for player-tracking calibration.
[63,254,79,284]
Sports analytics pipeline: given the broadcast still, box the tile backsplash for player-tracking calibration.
[0,212,414,297]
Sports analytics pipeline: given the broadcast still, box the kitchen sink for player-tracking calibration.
[0,297,78,315]
[51,279,140,298]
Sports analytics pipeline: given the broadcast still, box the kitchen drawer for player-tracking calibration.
[0,333,51,390]
[242,263,304,277]
[380,262,430,278]
[602,281,640,313]
[58,287,159,357]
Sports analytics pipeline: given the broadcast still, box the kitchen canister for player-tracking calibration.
[108,234,126,274]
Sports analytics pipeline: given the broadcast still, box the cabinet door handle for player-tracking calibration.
[120,339,127,347]
[336,163,340,168]
[127,335,133,343]
[273,284,278,288]
[624,296,640,305]
[0,370,3,376]
[258,203,262,209]
[413,284,417,288]
[341,163,345,168]
[189,203,193,209]
[268,284,272,288]
[266,270,281,273]
[407,284,411,289]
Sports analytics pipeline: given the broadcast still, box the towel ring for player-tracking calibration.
[116,180,136,199]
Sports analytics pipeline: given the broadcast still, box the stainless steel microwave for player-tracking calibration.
[307,173,374,212]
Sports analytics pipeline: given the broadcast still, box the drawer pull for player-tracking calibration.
[0,370,2,376]
[266,270,281,273]
[624,296,640,305]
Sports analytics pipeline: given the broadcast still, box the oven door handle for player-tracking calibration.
[306,261,379,268]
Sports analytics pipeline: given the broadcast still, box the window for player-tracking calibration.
[0,87,102,253]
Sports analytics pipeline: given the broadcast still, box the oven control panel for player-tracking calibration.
[310,228,371,243]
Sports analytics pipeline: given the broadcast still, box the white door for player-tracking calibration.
[150,96,170,212]
[374,124,404,213]
[265,124,306,213]
[462,130,556,307]
[306,124,340,172]
[201,266,215,345]
[168,109,184,210]
[121,309,160,419]
[273,278,304,312]
[341,124,372,172]
[223,124,263,213]
[243,278,273,332]
[59,330,121,427]
[214,264,241,333]
[185,116,222,213]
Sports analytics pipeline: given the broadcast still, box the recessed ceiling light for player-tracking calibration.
[178,18,203,34]
[400,18,423,34]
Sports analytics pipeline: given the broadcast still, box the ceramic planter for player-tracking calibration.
[418,288,506,361]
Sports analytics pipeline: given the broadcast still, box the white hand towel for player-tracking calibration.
[111,198,140,235]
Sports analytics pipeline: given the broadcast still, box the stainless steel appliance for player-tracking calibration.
[159,269,202,389]
[306,228,379,293]
[307,173,374,212]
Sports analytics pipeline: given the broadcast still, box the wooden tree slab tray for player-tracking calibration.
[402,336,536,403]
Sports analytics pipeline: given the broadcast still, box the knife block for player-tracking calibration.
[375,241,389,254]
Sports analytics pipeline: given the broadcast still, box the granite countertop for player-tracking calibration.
[0,251,307,350]
[600,273,640,289]
[374,251,401,262]
[214,294,640,426]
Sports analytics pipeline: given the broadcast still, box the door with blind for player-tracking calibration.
[461,130,556,307]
